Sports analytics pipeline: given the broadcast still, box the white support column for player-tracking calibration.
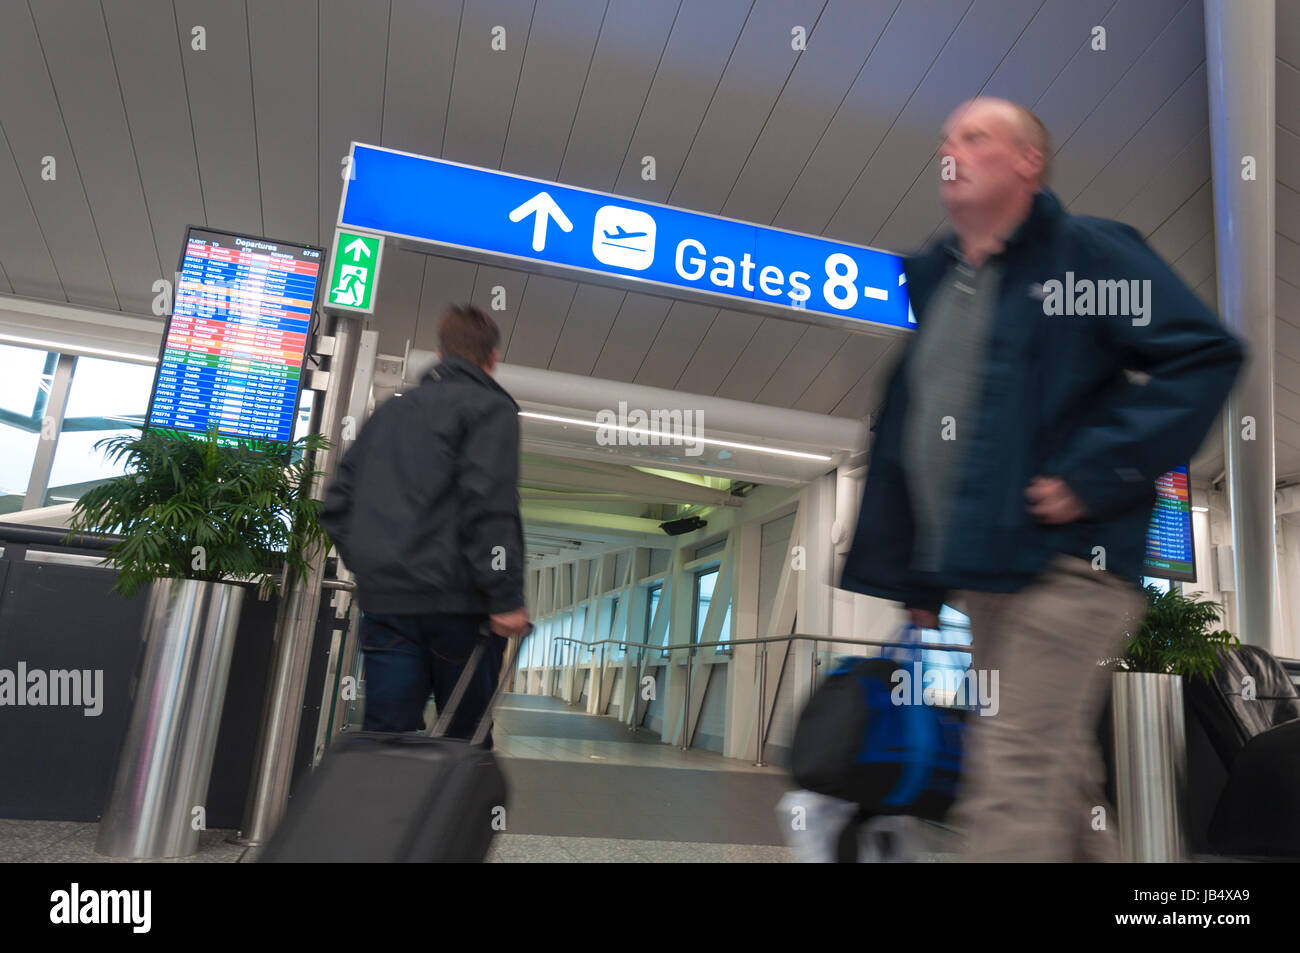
[1204,0,1278,650]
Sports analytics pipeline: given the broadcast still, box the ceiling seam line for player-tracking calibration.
[867,0,1050,249]
[817,0,976,237]
[171,0,208,229]
[609,0,683,193]
[768,0,903,226]
[663,0,758,208]
[245,0,264,236]
[497,0,539,171]
[100,0,167,284]
[440,0,465,158]
[1063,59,1208,210]
[0,117,64,299]
[555,0,611,180]
[715,0,830,213]
[26,0,123,311]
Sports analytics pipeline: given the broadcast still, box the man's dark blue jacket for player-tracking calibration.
[839,189,1245,614]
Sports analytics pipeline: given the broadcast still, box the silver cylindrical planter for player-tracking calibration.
[1112,672,1189,863]
[96,578,245,858]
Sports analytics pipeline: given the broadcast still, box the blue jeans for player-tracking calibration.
[359,611,505,746]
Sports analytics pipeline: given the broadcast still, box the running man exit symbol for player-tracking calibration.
[327,230,383,313]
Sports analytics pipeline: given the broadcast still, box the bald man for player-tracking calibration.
[840,98,1244,861]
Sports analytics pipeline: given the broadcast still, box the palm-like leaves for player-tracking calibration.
[1116,584,1238,680]
[67,426,331,598]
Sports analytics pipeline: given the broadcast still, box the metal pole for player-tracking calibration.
[678,647,692,751]
[1204,0,1277,650]
[753,644,768,767]
[236,311,361,849]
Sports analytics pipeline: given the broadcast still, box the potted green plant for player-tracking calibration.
[67,425,329,859]
[1110,584,1238,862]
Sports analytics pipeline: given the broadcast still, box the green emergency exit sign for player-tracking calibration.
[326,230,384,313]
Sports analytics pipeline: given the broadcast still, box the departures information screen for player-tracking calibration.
[146,227,324,446]
[1144,463,1196,582]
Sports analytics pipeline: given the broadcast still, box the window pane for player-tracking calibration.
[0,344,56,513]
[45,357,154,506]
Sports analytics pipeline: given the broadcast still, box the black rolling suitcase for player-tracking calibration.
[260,632,518,863]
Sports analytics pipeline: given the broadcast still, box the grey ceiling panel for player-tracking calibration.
[610,0,753,203]
[720,0,895,227]
[503,273,579,367]
[470,265,530,352]
[29,0,162,314]
[775,0,969,237]
[102,0,207,285]
[1280,60,1299,134]
[754,324,846,407]
[1172,229,1215,290]
[1280,315,1300,365]
[500,0,608,180]
[877,0,1115,253]
[1282,279,1300,326]
[370,246,425,355]
[318,0,390,246]
[792,331,893,414]
[0,126,62,302]
[1115,126,1209,236]
[1148,179,1212,262]
[247,0,319,245]
[441,0,536,168]
[1280,350,1300,398]
[633,300,718,389]
[1032,0,1184,162]
[1049,2,1206,208]
[1282,0,1300,67]
[412,254,478,350]
[673,308,762,395]
[828,0,1045,247]
[1275,126,1298,192]
[590,292,672,381]
[0,259,10,295]
[382,0,462,160]
[1275,383,1300,428]
[0,2,117,309]
[174,0,263,237]
[832,337,903,416]
[1277,235,1299,290]
[714,316,805,402]
[548,283,626,375]
[557,0,679,192]
[665,0,824,215]
[1070,67,1208,221]
[1280,183,1300,245]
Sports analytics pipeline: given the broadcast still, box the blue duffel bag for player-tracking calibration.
[791,625,966,821]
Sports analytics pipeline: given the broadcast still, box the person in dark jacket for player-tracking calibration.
[321,303,530,742]
[839,98,1244,861]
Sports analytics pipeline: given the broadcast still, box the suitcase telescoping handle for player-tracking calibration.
[430,622,529,745]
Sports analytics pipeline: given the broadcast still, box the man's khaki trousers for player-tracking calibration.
[949,553,1147,862]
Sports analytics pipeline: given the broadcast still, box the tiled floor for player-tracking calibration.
[0,692,959,863]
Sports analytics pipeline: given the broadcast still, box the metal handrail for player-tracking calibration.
[533,630,973,763]
[0,521,122,550]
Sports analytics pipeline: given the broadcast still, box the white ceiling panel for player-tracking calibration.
[673,308,763,394]
[412,255,479,351]
[381,0,462,160]
[547,283,626,376]
[633,300,718,389]
[503,273,580,367]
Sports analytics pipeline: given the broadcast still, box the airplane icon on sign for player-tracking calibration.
[602,225,649,241]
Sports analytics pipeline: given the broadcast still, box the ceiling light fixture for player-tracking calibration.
[518,410,833,462]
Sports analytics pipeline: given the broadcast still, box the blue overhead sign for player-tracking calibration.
[338,143,912,332]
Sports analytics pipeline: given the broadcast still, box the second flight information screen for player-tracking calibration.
[1144,463,1196,582]
[146,227,324,445]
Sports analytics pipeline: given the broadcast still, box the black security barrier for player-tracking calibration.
[0,522,345,829]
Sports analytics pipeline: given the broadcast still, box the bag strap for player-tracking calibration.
[430,622,528,744]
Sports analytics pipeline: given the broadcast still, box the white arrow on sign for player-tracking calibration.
[508,191,573,251]
[344,238,372,261]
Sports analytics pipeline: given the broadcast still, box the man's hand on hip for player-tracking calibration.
[489,607,531,638]
[1025,475,1088,524]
